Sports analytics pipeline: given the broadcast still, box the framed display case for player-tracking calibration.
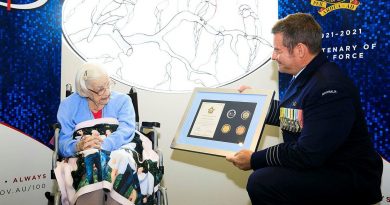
[171,87,274,157]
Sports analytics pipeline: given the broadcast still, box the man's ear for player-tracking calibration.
[296,43,308,58]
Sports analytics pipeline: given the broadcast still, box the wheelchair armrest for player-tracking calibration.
[140,121,161,151]
[51,124,61,176]
[155,149,164,173]
[141,121,160,128]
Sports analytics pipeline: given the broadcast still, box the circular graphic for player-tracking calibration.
[221,124,231,134]
[226,109,237,119]
[0,0,48,10]
[241,110,251,120]
[235,125,246,136]
[62,0,275,92]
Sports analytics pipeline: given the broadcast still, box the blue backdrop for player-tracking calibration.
[278,0,389,161]
[0,0,62,147]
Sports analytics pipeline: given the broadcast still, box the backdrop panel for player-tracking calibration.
[0,0,62,146]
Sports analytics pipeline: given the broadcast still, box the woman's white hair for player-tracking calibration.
[75,62,109,97]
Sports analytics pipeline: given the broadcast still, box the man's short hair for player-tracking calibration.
[272,13,322,54]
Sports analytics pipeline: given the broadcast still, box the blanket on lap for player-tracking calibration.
[54,118,163,205]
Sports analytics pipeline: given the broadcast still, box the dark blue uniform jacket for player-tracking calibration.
[251,52,383,201]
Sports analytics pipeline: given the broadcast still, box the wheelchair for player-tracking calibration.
[46,84,168,205]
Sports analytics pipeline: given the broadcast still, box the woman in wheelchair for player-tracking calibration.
[55,62,161,205]
[57,62,136,158]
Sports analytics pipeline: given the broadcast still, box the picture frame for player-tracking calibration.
[171,87,275,157]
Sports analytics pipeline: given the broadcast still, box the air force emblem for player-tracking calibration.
[310,0,360,16]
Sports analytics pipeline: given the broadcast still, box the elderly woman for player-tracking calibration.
[56,62,136,205]
[57,62,135,157]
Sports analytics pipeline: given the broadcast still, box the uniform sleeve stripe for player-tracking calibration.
[266,145,282,167]
[267,146,272,166]
[265,148,270,165]
[269,146,276,166]
[275,144,282,166]
[270,146,275,165]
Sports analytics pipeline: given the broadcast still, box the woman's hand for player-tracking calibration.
[76,134,103,151]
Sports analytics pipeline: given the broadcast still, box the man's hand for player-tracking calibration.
[237,85,252,93]
[226,149,253,171]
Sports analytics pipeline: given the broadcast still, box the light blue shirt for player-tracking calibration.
[57,91,136,157]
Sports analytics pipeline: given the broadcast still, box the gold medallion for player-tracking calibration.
[221,124,231,133]
[235,125,246,136]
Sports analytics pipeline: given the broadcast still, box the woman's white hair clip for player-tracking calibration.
[83,70,88,81]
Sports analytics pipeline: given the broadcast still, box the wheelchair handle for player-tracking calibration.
[52,123,61,130]
[66,84,72,97]
[128,87,140,123]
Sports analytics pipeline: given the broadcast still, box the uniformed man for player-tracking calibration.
[226,13,383,205]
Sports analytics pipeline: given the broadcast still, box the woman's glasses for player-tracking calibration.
[88,80,116,96]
